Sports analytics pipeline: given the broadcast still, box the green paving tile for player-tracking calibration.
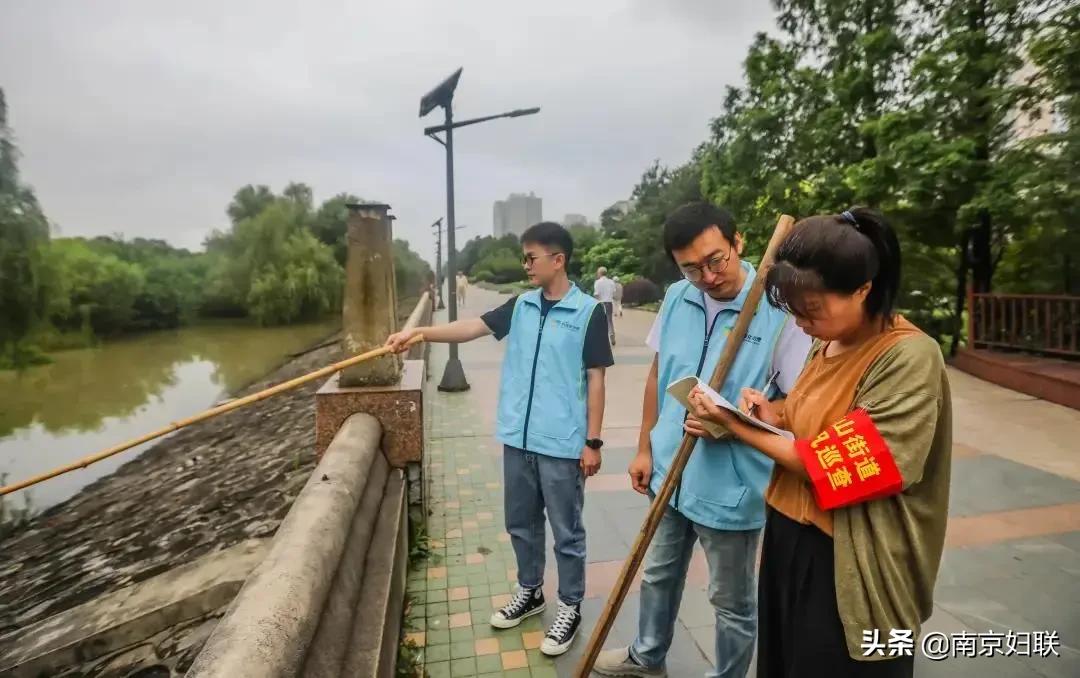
[448,576,469,588]
[489,582,511,594]
[449,640,474,660]
[497,632,524,651]
[427,590,448,603]
[470,611,489,625]
[427,629,450,646]
[468,573,489,586]
[466,564,485,575]
[530,666,558,678]
[503,669,531,678]
[448,599,470,614]
[427,615,449,631]
[475,654,502,674]
[450,657,477,677]
[428,602,449,616]
[517,615,544,633]
[526,649,553,667]
[427,578,449,591]
[426,644,452,663]
[471,623,494,639]
[450,626,475,643]
[468,584,490,599]
[427,661,451,678]
[469,597,489,613]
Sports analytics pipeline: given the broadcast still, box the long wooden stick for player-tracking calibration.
[574,215,795,677]
[0,335,424,497]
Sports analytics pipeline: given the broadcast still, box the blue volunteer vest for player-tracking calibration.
[496,284,601,459]
[649,262,790,530]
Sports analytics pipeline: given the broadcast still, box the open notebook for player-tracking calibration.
[666,376,794,440]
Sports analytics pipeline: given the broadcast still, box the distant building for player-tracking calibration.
[606,199,636,216]
[563,213,589,228]
[493,192,543,238]
[1012,61,1065,141]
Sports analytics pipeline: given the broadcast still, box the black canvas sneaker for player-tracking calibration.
[490,585,546,629]
[540,600,582,656]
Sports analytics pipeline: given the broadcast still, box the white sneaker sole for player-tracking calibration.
[489,602,546,629]
[540,629,578,657]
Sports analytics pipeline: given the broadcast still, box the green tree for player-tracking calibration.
[567,225,601,278]
[226,184,276,225]
[246,228,343,325]
[282,181,314,214]
[393,239,434,300]
[472,249,527,284]
[873,0,1035,352]
[46,239,145,335]
[462,234,523,282]
[581,237,640,282]
[309,192,363,265]
[0,88,53,366]
[1002,3,1080,294]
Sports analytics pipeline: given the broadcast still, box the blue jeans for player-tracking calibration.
[502,445,586,604]
[630,502,760,678]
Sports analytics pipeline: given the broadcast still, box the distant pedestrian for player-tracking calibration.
[593,267,617,345]
[456,271,468,307]
[613,276,624,317]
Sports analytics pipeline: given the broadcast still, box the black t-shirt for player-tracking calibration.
[481,295,614,369]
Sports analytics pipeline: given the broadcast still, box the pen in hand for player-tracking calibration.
[747,370,780,420]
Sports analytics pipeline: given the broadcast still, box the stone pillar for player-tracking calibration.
[340,203,401,387]
[316,204,424,468]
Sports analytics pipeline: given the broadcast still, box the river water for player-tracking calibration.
[0,320,338,516]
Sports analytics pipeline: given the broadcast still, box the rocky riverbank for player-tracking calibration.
[0,329,354,664]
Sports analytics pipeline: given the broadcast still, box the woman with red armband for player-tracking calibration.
[687,208,951,677]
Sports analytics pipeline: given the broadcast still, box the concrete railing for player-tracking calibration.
[186,413,408,678]
[403,291,433,362]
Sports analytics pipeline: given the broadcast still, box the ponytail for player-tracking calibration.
[764,207,902,323]
[844,207,901,321]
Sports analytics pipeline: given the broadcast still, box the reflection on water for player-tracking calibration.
[0,320,337,513]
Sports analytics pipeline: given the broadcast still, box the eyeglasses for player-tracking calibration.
[679,249,733,282]
[521,253,559,267]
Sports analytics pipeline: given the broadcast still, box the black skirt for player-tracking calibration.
[757,507,914,678]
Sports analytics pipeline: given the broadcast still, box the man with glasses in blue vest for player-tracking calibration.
[592,203,811,678]
[386,221,613,656]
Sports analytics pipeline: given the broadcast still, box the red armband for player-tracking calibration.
[794,409,903,510]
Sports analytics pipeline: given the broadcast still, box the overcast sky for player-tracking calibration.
[1,0,776,263]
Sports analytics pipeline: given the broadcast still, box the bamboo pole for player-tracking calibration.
[0,335,425,497]
[574,215,795,677]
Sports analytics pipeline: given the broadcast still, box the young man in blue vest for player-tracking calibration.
[593,203,811,678]
[385,221,613,656]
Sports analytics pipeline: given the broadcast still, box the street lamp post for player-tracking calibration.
[420,67,540,392]
[431,218,445,310]
[431,218,466,311]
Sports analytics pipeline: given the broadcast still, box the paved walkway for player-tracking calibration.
[408,285,1080,678]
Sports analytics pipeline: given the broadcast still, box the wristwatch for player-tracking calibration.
[585,438,604,450]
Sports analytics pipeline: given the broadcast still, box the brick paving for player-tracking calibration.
[408,284,1080,678]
